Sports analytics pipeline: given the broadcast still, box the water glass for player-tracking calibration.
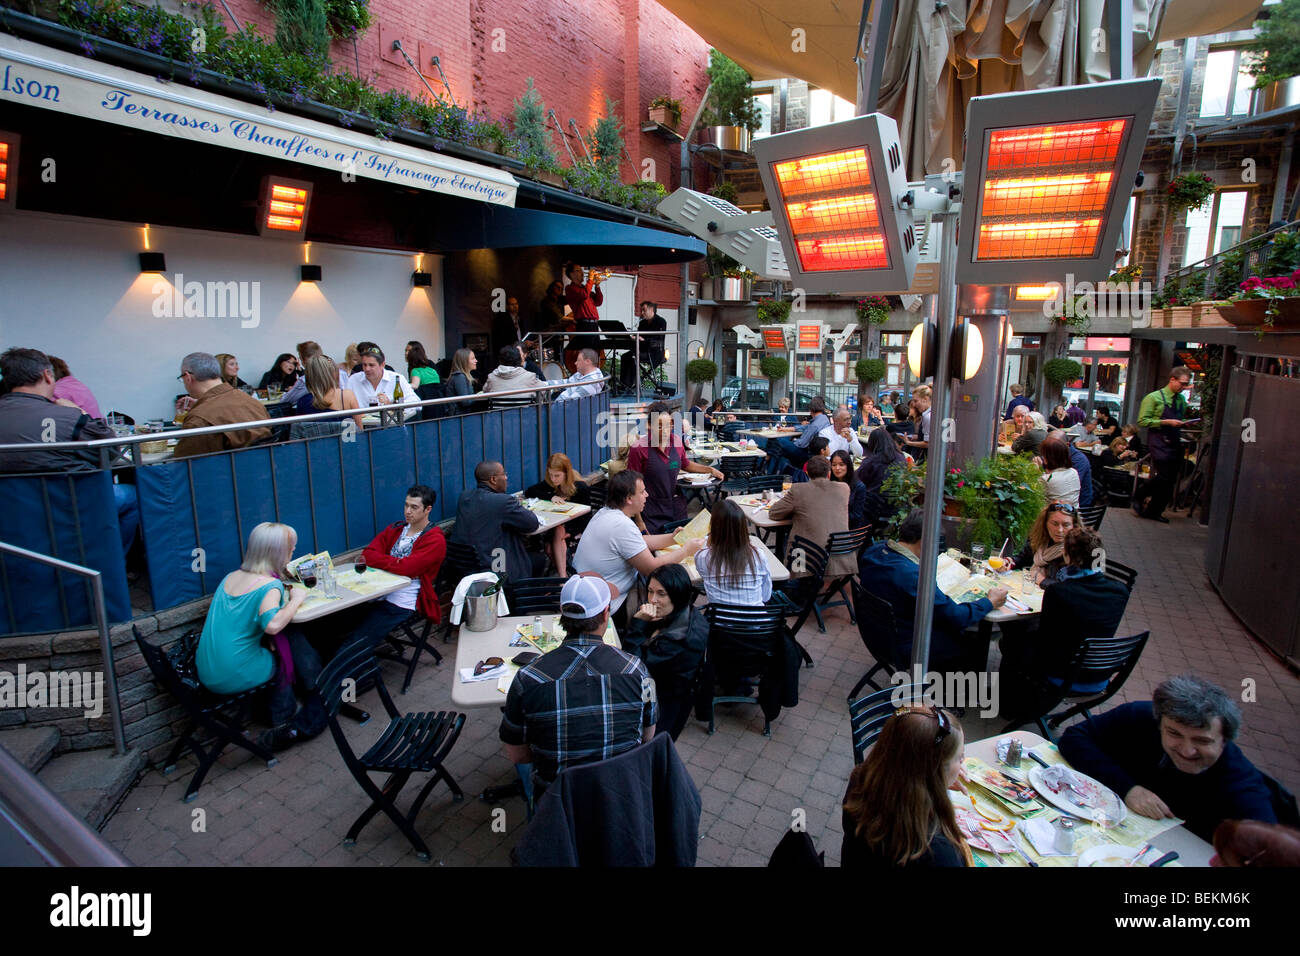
[322,567,338,598]
[971,543,988,569]
[1021,568,1034,593]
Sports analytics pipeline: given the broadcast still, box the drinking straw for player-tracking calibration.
[998,538,1009,557]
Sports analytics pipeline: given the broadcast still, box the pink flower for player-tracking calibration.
[1240,277,1263,291]
[957,480,965,487]
[1270,276,1295,290]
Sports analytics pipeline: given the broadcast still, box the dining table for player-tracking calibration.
[290,562,411,623]
[516,497,592,535]
[960,730,1214,867]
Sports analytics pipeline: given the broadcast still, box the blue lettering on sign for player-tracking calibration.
[0,64,60,102]
[100,89,221,132]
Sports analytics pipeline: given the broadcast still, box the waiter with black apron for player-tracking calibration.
[1133,367,1194,523]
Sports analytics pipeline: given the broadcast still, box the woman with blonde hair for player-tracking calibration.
[294,353,363,429]
[842,705,973,867]
[214,353,247,389]
[195,522,325,751]
[524,452,590,575]
[341,343,362,377]
[1005,501,1078,585]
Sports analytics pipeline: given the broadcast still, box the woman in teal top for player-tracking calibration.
[196,522,324,750]
[405,341,440,388]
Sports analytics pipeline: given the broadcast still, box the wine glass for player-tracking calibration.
[301,571,317,590]
[354,556,367,575]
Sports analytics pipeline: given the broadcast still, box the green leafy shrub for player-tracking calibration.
[1043,357,1083,388]
[700,49,762,133]
[855,358,886,383]
[757,299,791,323]
[759,355,789,382]
[686,358,718,383]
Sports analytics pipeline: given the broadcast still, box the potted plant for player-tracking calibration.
[1166,172,1216,214]
[709,181,739,204]
[513,78,565,185]
[648,95,682,130]
[698,49,763,155]
[1244,0,1300,94]
[854,296,891,325]
[702,248,750,301]
[685,357,718,405]
[759,355,789,408]
[1043,357,1083,390]
[1164,279,1195,328]
[854,357,886,416]
[324,0,371,39]
[757,299,792,323]
[1049,293,1093,334]
[1228,271,1300,334]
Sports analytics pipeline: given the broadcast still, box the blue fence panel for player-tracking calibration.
[339,433,377,553]
[230,447,278,553]
[298,437,348,553]
[0,472,131,635]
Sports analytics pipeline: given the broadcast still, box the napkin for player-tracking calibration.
[458,663,507,683]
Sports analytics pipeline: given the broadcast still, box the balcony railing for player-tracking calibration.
[1166,219,1300,302]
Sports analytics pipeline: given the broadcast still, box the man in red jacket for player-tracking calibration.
[338,484,446,659]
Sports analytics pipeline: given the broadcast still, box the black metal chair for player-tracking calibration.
[847,584,906,700]
[313,640,466,861]
[1001,631,1150,741]
[133,626,277,802]
[1101,466,1133,507]
[743,474,787,494]
[442,541,487,586]
[374,611,444,694]
[779,535,828,659]
[1102,558,1138,592]
[817,526,873,625]
[717,454,765,498]
[509,577,565,615]
[1078,501,1107,530]
[698,603,789,736]
[847,683,927,765]
[588,482,608,511]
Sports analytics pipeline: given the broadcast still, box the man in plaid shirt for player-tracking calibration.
[500,575,657,785]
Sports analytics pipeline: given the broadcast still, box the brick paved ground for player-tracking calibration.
[100,507,1299,866]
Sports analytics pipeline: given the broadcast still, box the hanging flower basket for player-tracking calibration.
[1166,172,1216,214]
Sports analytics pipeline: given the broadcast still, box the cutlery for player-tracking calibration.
[1012,828,1039,867]
[1148,851,1179,867]
[1125,843,1153,867]
[1028,751,1051,769]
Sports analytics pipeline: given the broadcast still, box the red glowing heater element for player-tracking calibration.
[0,133,17,206]
[957,78,1160,284]
[761,328,789,350]
[754,114,918,294]
[257,176,313,237]
[796,324,825,351]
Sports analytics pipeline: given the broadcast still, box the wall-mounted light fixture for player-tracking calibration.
[300,241,321,282]
[908,317,983,381]
[258,176,312,237]
[412,252,432,286]
[139,223,165,273]
[0,131,18,207]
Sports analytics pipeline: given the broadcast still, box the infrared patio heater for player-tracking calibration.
[750,77,1160,673]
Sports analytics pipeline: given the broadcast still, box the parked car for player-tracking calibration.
[1062,387,1124,417]
[719,377,858,411]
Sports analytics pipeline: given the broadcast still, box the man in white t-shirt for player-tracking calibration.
[572,469,701,612]
[904,385,932,461]
[818,406,864,457]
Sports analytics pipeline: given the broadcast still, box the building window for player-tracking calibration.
[1116,196,1138,267]
[1183,190,1250,266]
[808,88,855,128]
[752,86,776,139]
[1199,49,1254,119]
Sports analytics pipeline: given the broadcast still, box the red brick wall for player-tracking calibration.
[218,0,709,193]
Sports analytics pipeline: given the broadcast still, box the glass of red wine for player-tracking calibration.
[354,556,367,574]
[301,572,317,589]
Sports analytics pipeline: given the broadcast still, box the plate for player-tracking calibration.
[1077,844,1142,868]
[1029,765,1127,825]
[952,802,1017,854]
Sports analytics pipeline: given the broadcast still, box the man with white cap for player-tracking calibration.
[500,574,657,786]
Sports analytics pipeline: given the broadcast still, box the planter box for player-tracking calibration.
[701,277,751,301]
[648,107,681,129]
[1166,306,1194,328]
[1191,301,1233,328]
[697,125,752,156]
[1228,298,1300,330]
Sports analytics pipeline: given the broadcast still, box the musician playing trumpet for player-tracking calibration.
[563,261,604,372]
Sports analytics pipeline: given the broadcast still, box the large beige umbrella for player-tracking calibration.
[658,0,1266,177]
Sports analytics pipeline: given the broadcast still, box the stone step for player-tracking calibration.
[0,727,61,773]
[36,747,145,830]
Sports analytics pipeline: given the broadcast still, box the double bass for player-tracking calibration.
[563,270,608,373]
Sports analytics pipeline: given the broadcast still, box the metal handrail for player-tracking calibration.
[0,744,130,866]
[1167,218,1300,297]
[0,542,126,756]
[0,374,612,456]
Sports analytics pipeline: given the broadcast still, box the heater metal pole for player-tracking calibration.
[910,205,960,673]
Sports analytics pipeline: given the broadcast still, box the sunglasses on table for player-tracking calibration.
[474,656,504,676]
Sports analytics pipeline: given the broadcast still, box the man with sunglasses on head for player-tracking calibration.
[1133,366,1194,523]
[858,508,1007,673]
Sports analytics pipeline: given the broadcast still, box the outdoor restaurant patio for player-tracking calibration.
[97,506,1299,867]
